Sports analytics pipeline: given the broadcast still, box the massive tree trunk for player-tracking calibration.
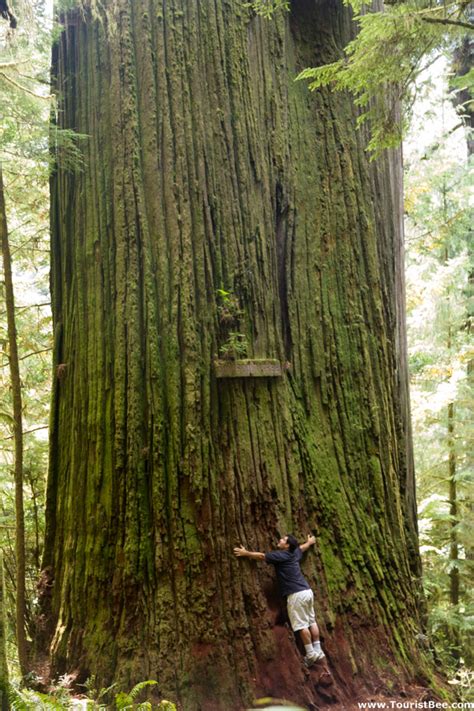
[42,0,431,708]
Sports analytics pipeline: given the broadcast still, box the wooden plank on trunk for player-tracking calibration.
[214,359,283,378]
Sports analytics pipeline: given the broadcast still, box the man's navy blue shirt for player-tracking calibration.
[264,547,310,597]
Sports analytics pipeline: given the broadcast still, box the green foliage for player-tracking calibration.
[6,678,176,710]
[85,677,176,710]
[216,287,249,358]
[0,0,55,677]
[295,2,471,155]
[114,680,157,710]
[405,66,473,669]
[79,674,117,705]
[8,683,73,710]
[246,0,289,20]
[216,287,243,326]
[450,66,474,97]
[219,331,249,360]
[248,0,473,154]
[297,3,461,154]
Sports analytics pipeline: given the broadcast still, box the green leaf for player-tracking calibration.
[128,680,157,701]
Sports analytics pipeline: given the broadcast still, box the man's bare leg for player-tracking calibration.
[299,627,318,665]
[309,622,320,642]
[299,627,312,646]
[309,622,325,658]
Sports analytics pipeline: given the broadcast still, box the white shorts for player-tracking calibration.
[287,589,316,632]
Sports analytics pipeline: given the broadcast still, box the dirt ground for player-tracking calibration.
[253,682,461,711]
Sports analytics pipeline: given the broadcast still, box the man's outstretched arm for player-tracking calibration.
[233,545,265,560]
[299,534,316,552]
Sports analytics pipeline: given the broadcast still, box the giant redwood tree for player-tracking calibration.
[41,0,434,708]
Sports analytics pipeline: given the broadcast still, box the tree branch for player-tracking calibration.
[0,71,52,100]
[421,17,474,31]
[1,425,48,442]
[0,346,52,368]
[0,302,51,317]
[18,347,52,361]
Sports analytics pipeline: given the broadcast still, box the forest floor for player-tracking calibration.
[299,660,466,711]
[37,652,468,711]
[63,683,468,711]
[255,680,466,711]
[324,686,457,710]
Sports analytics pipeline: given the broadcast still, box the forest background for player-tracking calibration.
[0,0,472,708]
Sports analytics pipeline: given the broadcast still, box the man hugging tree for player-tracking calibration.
[233,534,326,667]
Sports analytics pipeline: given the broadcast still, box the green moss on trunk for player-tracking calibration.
[41,0,431,708]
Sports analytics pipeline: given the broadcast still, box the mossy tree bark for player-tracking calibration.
[43,1,430,708]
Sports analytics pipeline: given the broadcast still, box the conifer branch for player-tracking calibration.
[421,17,474,31]
[18,347,52,361]
[1,425,48,441]
[0,71,52,100]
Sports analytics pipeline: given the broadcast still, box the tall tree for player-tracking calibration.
[0,551,9,711]
[41,1,432,708]
[0,165,27,676]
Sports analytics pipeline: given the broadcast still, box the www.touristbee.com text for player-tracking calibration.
[357,703,474,710]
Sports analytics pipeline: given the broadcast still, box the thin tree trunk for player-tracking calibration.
[447,402,459,606]
[0,165,28,677]
[24,471,41,573]
[0,551,9,711]
[442,157,460,659]
[451,36,473,572]
[446,249,459,660]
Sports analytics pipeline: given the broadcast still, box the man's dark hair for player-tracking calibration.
[286,534,299,552]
